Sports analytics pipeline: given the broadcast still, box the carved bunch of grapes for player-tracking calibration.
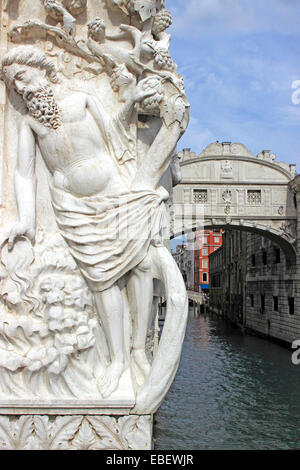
[154,48,175,71]
[87,17,106,42]
[152,8,172,37]
[139,76,163,113]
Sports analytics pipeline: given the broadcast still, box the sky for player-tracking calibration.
[166,0,300,171]
[166,0,300,251]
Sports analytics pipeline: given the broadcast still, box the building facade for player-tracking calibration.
[172,244,187,284]
[209,228,300,346]
[209,230,247,324]
[245,233,299,344]
[172,230,223,293]
[193,230,223,292]
[184,233,195,291]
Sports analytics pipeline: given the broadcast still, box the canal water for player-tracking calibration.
[154,310,300,450]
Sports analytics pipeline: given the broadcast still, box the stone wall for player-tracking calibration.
[245,233,299,344]
[209,230,247,324]
[209,218,300,346]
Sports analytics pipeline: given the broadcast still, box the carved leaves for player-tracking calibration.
[109,0,163,22]
[35,416,83,450]
[0,416,34,450]
[0,415,151,450]
[72,419,98,450]
[134,0,158,22]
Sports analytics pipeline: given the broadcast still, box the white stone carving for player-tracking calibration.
[279,222,296,244]
[257,149,276,162]
[0,230,107,399]
[221,160,233,179]
[194,142,297,179]
[222,189,232,203]
[0,414,152,450]
[0,0,190,439]
[199,141,254,159]
[174,147,297,262]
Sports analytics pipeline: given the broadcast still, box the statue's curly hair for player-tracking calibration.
[1,45,57,86]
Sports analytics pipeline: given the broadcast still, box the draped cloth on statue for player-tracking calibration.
[50,185,167,292]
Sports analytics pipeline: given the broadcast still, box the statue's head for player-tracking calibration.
[1,45,57,96]
[1,46,60,129]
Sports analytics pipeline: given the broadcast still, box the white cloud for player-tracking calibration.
[168,0,300,37]
[167,0,300,171]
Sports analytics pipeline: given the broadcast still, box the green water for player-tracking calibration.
[154,311,300,450]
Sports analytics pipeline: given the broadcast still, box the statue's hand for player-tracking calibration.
[133,85,157,103]
[8,220,35,251]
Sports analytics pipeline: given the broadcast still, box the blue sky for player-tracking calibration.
[166,0,300,171]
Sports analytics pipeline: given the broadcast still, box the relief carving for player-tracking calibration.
[0,414,152,450]
[221,160,233,179]
[0,0,190,416]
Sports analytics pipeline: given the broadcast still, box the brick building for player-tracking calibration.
[193,230,223,292]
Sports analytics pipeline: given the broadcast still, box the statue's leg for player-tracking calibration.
[127,254,153,384]
[133,245,189,414]
[94,284,127,398]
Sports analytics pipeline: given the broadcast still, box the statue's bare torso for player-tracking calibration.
[26,91,128,197]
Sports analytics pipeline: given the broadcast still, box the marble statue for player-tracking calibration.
[0,0,189,450]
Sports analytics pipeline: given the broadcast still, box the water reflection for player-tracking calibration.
[154,310,300,450]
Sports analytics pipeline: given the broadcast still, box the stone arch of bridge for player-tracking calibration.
[171,222,297,267]
[171,142,298,266]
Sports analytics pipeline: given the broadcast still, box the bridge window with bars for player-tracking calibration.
[247,190,262,204]
[193,189,208,204]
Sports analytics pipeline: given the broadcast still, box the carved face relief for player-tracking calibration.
[4,63,61,129]
[3,63,48,97]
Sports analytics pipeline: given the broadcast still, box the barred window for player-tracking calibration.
[193,189,208,204]
[289,297,295,315]
[247,190,262,204]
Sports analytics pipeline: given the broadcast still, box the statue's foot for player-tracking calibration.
[97,361,125,398]
[132,349,151,385]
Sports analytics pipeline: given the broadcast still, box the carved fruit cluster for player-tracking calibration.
[139,76,163,113]
[154,47,175,71]
[152,8,172,37]
[87,17,106,42]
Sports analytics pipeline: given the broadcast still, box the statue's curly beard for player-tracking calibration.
[21,83,61,130]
